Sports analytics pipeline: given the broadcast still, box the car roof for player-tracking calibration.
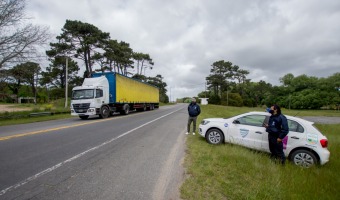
[205,111,314,125]
[245,111,314,125]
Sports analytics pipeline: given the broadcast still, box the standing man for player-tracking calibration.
[264,104,289,164]
[186,97,201,135]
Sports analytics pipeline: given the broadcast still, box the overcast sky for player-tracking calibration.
[26,0,340,101]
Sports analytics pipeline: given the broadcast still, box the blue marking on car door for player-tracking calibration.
[240,129,249,138]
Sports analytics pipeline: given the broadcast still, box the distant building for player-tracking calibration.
[199,98,209,105]
[18,97,35,104]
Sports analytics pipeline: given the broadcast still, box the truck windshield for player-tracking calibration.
[72,89,94,100]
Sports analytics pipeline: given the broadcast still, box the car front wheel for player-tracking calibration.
[206,129,224,144]
[290,150,318,168]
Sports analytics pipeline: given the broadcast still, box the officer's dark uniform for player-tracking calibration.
[187,102,201,133]
[266,114,289,164]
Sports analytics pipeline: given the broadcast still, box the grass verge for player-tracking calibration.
[0,114,75,126]
[180,105,339,200]
[0,100,172,126]
[0,99,72,126]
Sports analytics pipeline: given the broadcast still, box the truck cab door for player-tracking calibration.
[95,89,104,102]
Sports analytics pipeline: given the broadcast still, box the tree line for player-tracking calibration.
[0,0,168,103]
[195,60,339,109]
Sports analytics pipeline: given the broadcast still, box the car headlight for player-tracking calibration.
[201,120,210,125]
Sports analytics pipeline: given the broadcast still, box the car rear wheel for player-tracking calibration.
[206,129,224,144]
[290,149,318,168]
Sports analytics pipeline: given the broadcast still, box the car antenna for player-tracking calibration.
[294,111,301,117]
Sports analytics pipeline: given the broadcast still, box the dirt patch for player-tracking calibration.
[0,104,32,113]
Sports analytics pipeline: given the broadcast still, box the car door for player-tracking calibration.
[260,116,270,152]
[260,118,306,154]
[227,114,267,150]
[284,119,306,154]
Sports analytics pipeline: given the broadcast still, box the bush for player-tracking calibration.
[208,94,221,105]
[221,92,243,107]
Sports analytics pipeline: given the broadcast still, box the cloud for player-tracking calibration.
[26,0,340,100]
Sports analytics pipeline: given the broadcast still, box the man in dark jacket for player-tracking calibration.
[186,97,201,135]
[265,104,289,164]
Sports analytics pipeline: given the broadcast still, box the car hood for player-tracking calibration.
[203,118,226,123]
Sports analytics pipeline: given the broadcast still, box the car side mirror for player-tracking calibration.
[233,120,240,124]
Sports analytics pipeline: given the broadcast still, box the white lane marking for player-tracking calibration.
[0,108,183,196]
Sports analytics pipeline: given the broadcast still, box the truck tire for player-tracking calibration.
[120,104,130,115]
[79,116,89,120]
[150,104,155,110]
[137,104,147,112]
[99,106,110,119]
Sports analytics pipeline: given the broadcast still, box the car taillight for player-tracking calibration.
[320,139,328,148]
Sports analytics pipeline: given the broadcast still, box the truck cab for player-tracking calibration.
[71,72,159,120]
[71,76,110,119]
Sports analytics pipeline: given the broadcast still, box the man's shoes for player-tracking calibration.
[192,132,195,135]
[185,132,189,135]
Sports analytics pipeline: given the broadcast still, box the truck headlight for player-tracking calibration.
[201,120,210,125]
[88,108,95,112]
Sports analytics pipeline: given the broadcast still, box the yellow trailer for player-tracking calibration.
[82,72,160,116]
[116,74,159,103]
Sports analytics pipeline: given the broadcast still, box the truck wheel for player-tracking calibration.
[79,116,89,120]
[120,104,130,115]
[143,104,147,111]
[150,104,154,110]
[99,106,110,119]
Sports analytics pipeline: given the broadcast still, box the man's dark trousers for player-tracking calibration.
[187,116,197,133]
[268,134,286,164]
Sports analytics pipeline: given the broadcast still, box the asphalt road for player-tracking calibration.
[0,104,188,200]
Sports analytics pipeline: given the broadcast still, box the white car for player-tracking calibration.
[199,112,330,167]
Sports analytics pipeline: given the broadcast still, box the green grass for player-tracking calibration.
[0,100,171,126]
[0,99,72,126]
[0,114,75,126]
[181,105,340,200]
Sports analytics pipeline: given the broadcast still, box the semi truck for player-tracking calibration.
[71,72,159,119]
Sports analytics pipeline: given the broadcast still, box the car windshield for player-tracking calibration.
[72,89,94,100]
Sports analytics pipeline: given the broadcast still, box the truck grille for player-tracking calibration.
[73,103,91,113]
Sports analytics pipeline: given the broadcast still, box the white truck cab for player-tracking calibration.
[71,76,109,119]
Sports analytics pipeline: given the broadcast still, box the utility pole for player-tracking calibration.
[65,57,68,108]
[226,84,230,107]
[35,69,38,105]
